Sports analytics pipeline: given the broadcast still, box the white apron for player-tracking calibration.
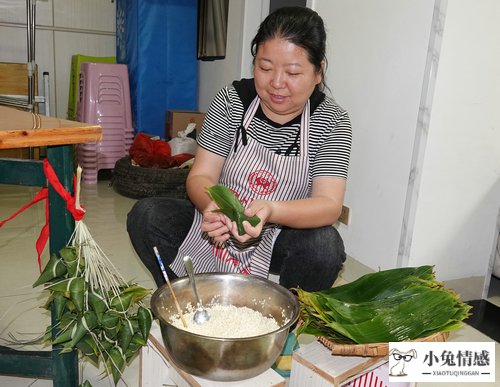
[170,96,312,278]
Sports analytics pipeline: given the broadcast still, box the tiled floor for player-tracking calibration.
[0,179,498,386]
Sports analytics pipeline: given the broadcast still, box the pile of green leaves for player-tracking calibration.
[33,246,152,386]
[206,184,260,235]
[295,265,471,344]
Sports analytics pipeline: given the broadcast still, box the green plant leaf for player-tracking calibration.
[295,265,472,344]
[206,184,261,235]
[33,253,67,287]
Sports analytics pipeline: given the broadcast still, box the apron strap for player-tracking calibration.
[234,96,310,159]
[284,99,310,157]
[234,96,260,153]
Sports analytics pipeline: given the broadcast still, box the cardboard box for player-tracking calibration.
[165,110,205,140]
[289,340,388,387]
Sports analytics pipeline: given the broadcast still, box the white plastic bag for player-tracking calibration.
[168,122,197,156]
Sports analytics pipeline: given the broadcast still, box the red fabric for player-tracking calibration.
[0,188,48,271]
[42,159,85,221]
[0,159,85,272]
[129,133,173,168]
[129,134,195,168]
[171,153,194,167]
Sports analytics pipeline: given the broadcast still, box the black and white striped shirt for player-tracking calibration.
[197,78,352,179]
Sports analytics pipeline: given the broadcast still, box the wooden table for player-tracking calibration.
[0,106,101,386]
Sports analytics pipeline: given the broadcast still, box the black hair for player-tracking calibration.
[250,6,327,91]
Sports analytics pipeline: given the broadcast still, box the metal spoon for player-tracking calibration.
[183,256,210,324]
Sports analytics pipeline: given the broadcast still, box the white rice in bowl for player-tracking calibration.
[169,304,281,338]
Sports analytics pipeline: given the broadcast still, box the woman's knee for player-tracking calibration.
[278,226,345,256]
[311,226,346,259]
[127,197,160,236]
[273,226,346,291]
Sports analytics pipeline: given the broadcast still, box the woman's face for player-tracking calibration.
[253,37,322,124]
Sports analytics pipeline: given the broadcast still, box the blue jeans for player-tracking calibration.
[127,197,346,291]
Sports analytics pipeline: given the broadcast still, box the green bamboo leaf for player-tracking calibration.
[101,310,122,339]
[101,310,121,329]
[124,332,146,362]
[137,306,153,340]
[118,318,134,352]
[104,323,122,340]
[33,253,68,287]
[76,333,99,365]
[130,332,146,347]
[206,184,261,235]
[88,287,108,322]
[59,246,83,277]
[60,311,98,353]
[52,292,68,321]
[320,266,436,302]
[47,277,85,293]
[59,246,77,263]
[105,346,126,385]
[207,184,245,212]
[110,292,134,313]
[99,337,114,357]
[295,265,471,344]
[52,320,77,346]
[120,285,151,304]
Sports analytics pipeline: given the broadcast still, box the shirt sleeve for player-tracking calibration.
[197,86,242,158]
[311,102,352,179]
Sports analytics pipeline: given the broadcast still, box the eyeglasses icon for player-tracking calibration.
[392,353,414,362]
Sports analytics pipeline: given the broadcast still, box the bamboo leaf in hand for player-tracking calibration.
[206,184,261,235]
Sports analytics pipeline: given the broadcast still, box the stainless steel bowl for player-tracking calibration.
[150,273,299,381]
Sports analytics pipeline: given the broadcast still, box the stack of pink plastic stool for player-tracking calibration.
[76,62,134,184]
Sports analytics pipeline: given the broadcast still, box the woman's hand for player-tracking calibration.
[200,201,232,243]
[227,200,272,243]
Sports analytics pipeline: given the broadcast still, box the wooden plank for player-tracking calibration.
[0,346,53,379]
[290,341,386,387]
[0,127,101,149]
[0,62,40,158]
[0,148,30,159]
[0,62,37,96]
[0,158,45,186]
[0,106,102,149]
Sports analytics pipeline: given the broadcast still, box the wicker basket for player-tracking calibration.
[317,331,449,357]
[112,156,189,199]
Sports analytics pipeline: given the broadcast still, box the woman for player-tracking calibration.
[127,6,352,292]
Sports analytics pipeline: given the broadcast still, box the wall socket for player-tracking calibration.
[338,205,350,225]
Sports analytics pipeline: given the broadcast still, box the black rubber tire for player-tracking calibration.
[112,156,189,199]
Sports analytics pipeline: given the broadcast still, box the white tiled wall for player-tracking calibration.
[0,0,116,118]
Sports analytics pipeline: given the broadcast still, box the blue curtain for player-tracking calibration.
[116,0,198,137]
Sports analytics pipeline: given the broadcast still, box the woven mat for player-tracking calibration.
[318,331,449,357]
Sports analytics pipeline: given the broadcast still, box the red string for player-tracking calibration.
[0,188,48,272]
[0,159,85,272]
[42,159,86,221]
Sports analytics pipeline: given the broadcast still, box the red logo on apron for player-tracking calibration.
[248,170,277,195]
[212,245,250,274]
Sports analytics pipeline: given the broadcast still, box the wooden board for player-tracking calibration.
[0,62,37,95]
[0,62,39,158]
[0,106,101,149]
[290,341,386,387]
